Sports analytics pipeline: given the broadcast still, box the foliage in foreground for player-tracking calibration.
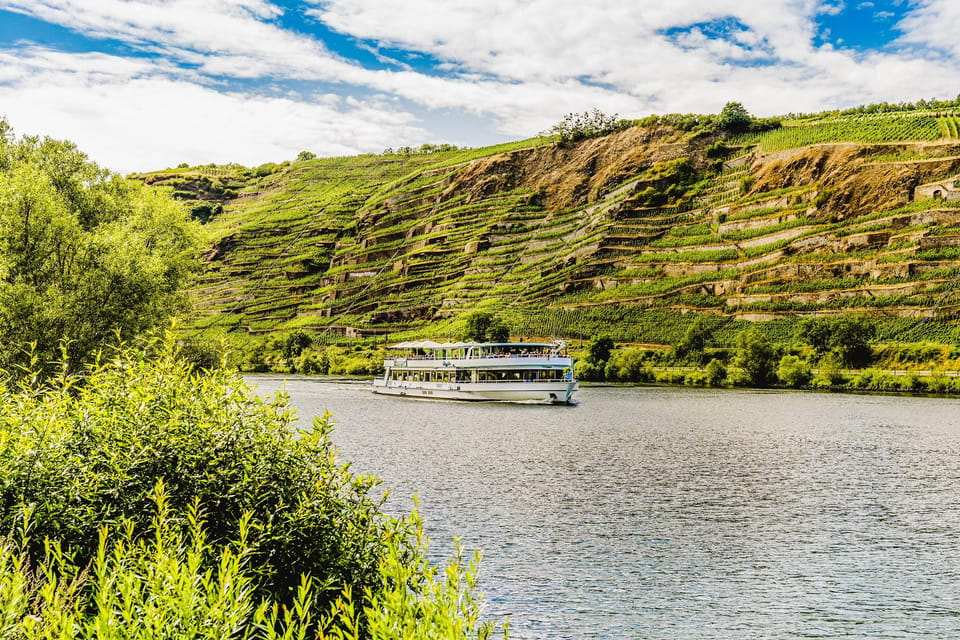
[0,489,498,640]
[0,338,503,639]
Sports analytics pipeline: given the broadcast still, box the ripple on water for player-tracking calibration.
[249,378,960,639]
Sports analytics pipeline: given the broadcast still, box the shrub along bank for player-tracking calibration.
[0,338,503,639]
[575,316,960,394]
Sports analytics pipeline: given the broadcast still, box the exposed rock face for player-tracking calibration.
[750,143,960,220]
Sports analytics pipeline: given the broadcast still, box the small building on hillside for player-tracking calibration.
[914,176,960,202]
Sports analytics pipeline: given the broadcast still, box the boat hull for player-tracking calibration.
[372,380,578,404]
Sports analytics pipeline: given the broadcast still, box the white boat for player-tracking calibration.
[372,340,578,404]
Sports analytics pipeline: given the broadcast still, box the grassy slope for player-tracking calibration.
[157,110,960,348]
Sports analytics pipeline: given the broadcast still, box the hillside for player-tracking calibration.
[143,109,960,349]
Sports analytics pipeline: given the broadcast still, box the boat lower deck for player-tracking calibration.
[372,379,578,404]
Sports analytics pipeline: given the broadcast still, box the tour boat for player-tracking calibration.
[373,341,578,404]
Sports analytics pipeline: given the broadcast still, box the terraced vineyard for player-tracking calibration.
[736,110,954,152]
[150,113,960,349]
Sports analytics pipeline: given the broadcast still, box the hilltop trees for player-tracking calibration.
[718,101,753,134]
[0,120,202,373]
[717,101,782,134]
[547,109,631,145]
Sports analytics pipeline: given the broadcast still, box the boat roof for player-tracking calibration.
[389,341,559,350]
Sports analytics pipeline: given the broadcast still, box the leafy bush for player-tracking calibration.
[811,352,847,388]
[574,358,604,381]
[0,338,504,638]
[704,358,727,386]
[683,370,709,386]
[0,488,500,640]
[603,348,654,382]
[654,370,686,384]
[0,338,386,618]
[777,355,812,388]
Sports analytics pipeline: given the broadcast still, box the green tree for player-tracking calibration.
[588,336,614,364]
[705,358,727,386]
[672,316,714,364]
[282,329,313,359]
[828,316,876,368]
[0,125,202,373]
[604,347,653,382]
[574,358,604,381]
[718,101,753,134]
[732,327,777,387]
[795,315,876,368]
[777,354,812,388]
[296,150,316,161]
[487,316,510,342]
[461,311,510,342]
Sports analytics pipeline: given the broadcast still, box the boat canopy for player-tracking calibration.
[388,341,558,350]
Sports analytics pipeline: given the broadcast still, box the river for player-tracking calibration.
[249,377,960,639]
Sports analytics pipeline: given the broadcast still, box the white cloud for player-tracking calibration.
[0,47,427,173]
[896,0,960,56]
[2,0,960,171]
[0,0,364,81]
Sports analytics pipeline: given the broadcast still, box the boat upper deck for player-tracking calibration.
[385,341,572,369]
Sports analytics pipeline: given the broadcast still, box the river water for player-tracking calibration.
[249,377,960,639]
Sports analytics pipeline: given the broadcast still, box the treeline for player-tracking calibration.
[382,143,463,155]
[634,102,782,135]
[577,315,960,393]
[781,95,960,121]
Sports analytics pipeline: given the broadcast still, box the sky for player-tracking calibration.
[1,0,959,173]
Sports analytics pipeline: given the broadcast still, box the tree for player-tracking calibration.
[487,316,510,342]
[705,358,727,386]
[794,315,876,368]
[588,336,614,364]
[828,316,876,368]
[282,329,313,359]
[461,311,510,342]
[604,348,653,382]
[732,327,777,387]
[718,101,753,134]
[777,355,812,388]
[296,150,316,161]
[0,125,202,373]
[672,315,715,363]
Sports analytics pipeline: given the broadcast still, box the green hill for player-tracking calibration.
[141,107,960,352]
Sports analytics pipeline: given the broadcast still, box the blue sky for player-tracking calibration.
[0,0,957,172]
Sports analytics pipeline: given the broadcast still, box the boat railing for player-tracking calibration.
[381,377,576,385]
[388,352,565,362]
